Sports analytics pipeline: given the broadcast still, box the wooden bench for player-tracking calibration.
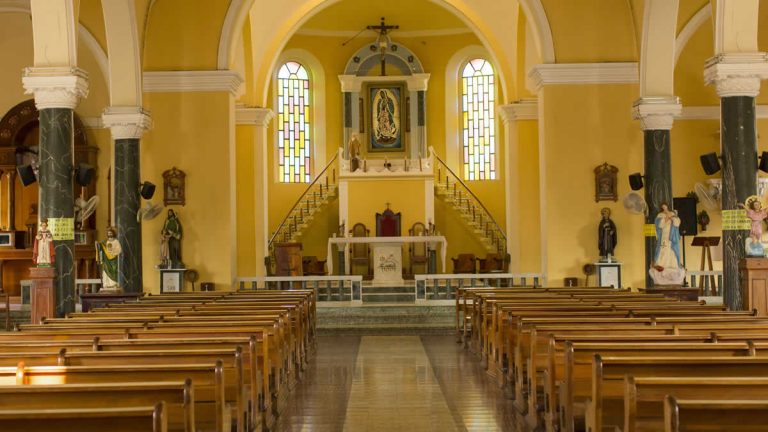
[664,396,768,432]
[0,401,166,432]
[0,381,193,432]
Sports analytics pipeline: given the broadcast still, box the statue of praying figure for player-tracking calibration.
[598,207,617,262]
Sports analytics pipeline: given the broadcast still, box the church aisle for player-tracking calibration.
[273,334,517,431]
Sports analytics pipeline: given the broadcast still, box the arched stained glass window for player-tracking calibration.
[461,58,496,180]
[277,61,311,183]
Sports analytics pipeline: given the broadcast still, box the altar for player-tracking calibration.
[327,235,447,282]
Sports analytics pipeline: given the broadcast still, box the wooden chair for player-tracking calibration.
[408,222,429,276]
[451,254,477,274]
[349,223,371,278]
[301,256,327,276]
[478,253,510,273]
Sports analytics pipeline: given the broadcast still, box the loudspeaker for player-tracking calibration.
[140,182,156,200]
[75,163,95,187]
[760,151,768,173]
[673,196,698,237]
[700,152,721,175]
[628,173,644,191]
[16,165,36,186]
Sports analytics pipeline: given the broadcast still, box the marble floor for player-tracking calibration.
[273,334,518,432]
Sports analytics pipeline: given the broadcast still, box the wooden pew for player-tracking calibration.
[1,361,230,432]
[587,356,768,432]
[664,396,768,432]
[0,380,194,432]
[625,377,768,432]
[0,401,167,432]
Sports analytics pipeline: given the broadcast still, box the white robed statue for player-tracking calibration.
[649,202,686,285]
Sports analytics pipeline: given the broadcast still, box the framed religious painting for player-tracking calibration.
[365,82,406,153]
[162,167,186,206]
[594,162,618,202]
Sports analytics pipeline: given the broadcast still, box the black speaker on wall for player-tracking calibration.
[16,165,36,186]
[672,197,698,237]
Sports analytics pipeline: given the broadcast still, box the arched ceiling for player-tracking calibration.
[300,0,469,34]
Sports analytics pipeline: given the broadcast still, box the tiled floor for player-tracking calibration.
[273,335,517,431]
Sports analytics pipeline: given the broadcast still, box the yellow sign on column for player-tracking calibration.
[722,209,750,231]
[643,224,656,237]
[47,217,75,241]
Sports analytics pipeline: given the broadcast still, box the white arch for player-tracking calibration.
[674,4,711,66]
[444,44,492,173]
[218,0,254,70]
[518,0,555,63]
[101,0,141,105]
[638,0,679,97]
[714,0,759,54]
[272,48,327,178]
[0,1,109,85]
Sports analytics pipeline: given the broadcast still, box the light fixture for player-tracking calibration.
[628,173,644,191]
[139,182,156,200]
[699,152,721,175]
[75,163,95,187]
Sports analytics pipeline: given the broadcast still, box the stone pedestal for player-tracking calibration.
[740,258,768,314]
[372,243,403,285]
[29,266,55,323]
[595,262,622,288]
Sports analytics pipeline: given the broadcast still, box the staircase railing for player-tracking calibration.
[268,153,338,256]
[430,147,507,254]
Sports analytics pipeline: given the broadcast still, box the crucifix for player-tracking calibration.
[367,17,399,76]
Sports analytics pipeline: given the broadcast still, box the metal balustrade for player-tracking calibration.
[237,275,363,303]
[414,273,542,304]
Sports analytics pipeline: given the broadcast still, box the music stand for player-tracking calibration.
[692,236,720,293]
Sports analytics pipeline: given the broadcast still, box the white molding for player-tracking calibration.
[518,0,555,63]
[80,116,102,129]
[632,97,682,130]
[236,106,274,126]
[295,27,473,38]
[498,100,538,122]
[704,53,768,97]
[102,106,152,140]
[22,67,89,110]
[217,0,253,70]
[528,63,639,92]
[675,5,711,66]
[337,74,431,93]
[142,70,244,95]
[678,105,768,120]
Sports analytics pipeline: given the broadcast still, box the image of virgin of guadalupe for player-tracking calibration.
[373,89,399,145]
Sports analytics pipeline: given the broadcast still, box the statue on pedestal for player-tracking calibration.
[649,202,686,285]
[348,134,362,172]
[95,227,121,292]
[742,195,767,257]
[161,209,183,268]
[32,219,54,267]
[598,208,617,262]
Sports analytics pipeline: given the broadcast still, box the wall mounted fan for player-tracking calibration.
[622,191,648,216]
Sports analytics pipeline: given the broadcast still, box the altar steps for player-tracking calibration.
[317,304,454,334]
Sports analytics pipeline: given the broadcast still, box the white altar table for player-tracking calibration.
[327,235,447,279]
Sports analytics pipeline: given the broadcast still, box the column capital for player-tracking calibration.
[101,107,153,140]
[498,99,538,124]
[632,97,682,130]
[22,67,89,110]
[235,105,274,126]
[704,53,768,97]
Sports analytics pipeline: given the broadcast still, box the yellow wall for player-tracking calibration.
[540,0,639,63]
[540,84,645,287]
[516,119,541,272]
[235,124,257,276]
[141,91,234,292]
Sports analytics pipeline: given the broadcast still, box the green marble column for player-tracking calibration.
[38,108,76,317]
[721,96,757,310]
[643,130,673,287]
[114,138,142,293]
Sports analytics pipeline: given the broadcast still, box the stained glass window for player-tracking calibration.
[277,61,311,183]
[461,58,496,180]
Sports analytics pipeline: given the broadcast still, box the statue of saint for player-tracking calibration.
[95,227,121,292]
[348,134,362,172]
[598,208,617,262]
[162,209,183,268]
[742,195,768,257]
[33,219,54,267]
[649,202,686,285]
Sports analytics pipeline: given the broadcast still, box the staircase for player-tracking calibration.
[269,154,339,255]
[432,152,506,254]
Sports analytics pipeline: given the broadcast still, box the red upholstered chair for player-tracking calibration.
[451,254,477,274]
[376,208,401,237]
